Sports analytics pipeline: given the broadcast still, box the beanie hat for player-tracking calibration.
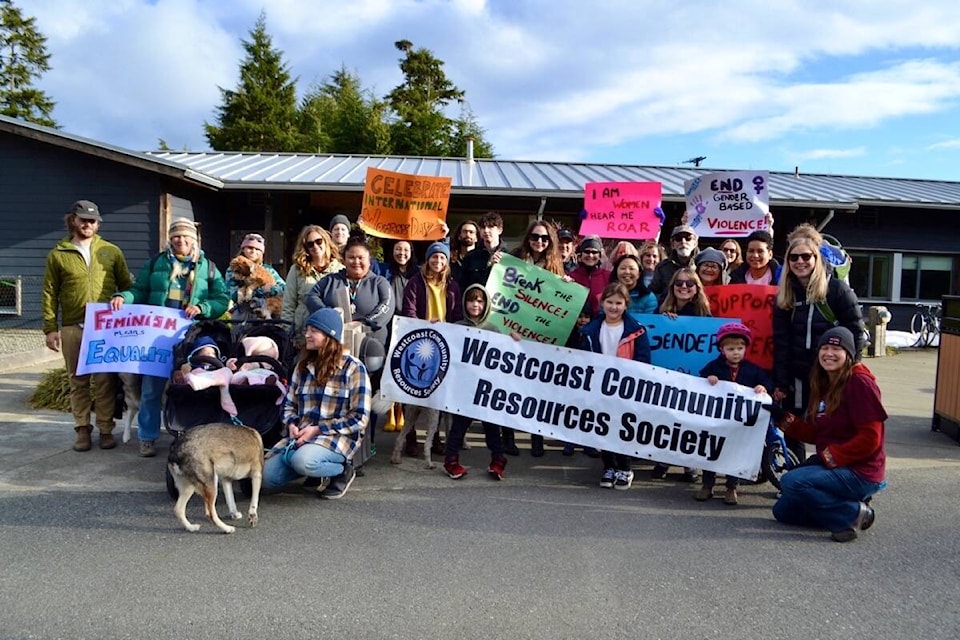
[425,241,450,261]
[579,236,603,253]
[240,233,265,252]
[306,308,343,343]
[189,336,221,361]
[818,326,856,359]
[329,214,351,232]
[694,247,727,270]
[169,218,198,240]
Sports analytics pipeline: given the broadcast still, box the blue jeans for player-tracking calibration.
[137,374,167,443]
[773,464,884,533]
[263,443,347,488]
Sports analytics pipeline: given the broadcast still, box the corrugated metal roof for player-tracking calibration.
[150,151,960,210]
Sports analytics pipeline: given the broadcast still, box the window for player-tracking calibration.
[900,255,954,301]
[849,253,891,299]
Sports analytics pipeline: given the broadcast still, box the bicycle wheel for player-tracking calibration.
[761,442,801,491]
[910,312,927,347]
[919,320,933,348]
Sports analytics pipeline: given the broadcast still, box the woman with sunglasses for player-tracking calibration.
[719,239,743,276]
[651,267,711,481]
[281,226,344,349]
[509,221,569,457]
[570,236,611,317]
[693,247,728,287]
[772,225,865,436]
[226,233,285,321]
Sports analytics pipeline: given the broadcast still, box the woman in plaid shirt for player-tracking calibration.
[263,308,371,499]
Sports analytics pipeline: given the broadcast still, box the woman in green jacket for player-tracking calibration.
[110,218,230,457]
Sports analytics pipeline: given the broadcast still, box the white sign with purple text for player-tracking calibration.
[684,170,770,237]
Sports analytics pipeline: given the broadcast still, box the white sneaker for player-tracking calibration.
[599,467,616,488]
[614,470,634,490]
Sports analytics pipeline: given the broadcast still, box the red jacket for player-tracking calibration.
[569,264,611,316]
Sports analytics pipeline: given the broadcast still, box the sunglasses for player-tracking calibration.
[674,280,697,288]
[673,233,694,241]
[529,233,550,243]
[581,249,601,256]
[788,252,815,263]
[722,247,739,254]
[77,219,98,226]
[303,238,324,249]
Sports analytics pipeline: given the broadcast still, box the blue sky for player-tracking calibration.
[25,0,960,181]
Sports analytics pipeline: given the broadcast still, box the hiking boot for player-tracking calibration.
[444,458,467,480]
[859,504,876,531]
[531,435,545,457]
[650,464,668,480]
[138,440,156,457]
[831,502,875,542]
[613,470,634,490]
[488,456,507,481]
[319,465,356,500]
[73,425,92,452]
[99,432,117,450]
[599,467,616,488]
[694,486,713,501]
[723,488,739,505]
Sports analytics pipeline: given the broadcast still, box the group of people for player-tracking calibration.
[41,200,887,542]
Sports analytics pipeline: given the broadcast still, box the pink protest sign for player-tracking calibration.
[580,181,662,239]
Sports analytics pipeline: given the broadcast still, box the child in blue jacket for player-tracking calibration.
[696,322,772,505]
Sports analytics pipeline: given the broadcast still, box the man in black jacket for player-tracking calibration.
[458,211,509,290]
[650,224,700,299]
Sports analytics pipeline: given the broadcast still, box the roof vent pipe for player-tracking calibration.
[467,138,474,165]
[794,166,800,179]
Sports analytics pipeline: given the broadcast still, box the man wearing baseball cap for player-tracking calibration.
[42,200,133,451]
[557,227,578,273]
[649,224,700,299]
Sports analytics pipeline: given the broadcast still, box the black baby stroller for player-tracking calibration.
[163,318,295,499]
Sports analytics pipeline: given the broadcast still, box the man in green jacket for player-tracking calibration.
[42,200,133,452]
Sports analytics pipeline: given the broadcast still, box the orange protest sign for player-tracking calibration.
[358,167,451,240]
[705,284,778,371]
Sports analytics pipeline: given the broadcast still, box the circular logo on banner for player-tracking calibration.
[390,328,450,398]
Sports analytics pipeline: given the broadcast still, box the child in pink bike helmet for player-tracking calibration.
[696,322,773,505]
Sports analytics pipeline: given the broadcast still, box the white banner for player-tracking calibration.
[76,303,192,377]
[381,317,770,478]
[684,170,770,237]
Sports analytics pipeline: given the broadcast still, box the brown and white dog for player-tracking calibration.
[118,372,142,443]
[228,255,283,319]
[167,423,264,534]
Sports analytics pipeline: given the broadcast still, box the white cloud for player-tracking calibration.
[927,139,960,150]
[21,0,960,174]
[795,147,867,160]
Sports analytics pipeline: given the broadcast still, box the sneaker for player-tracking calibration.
[444,459,467,479]
[650,464,667,480]
[694,486,713,501]
[561,443,575,456]
[138,440,156,457]
[723,488,739,505]
[487,456,506,481]
[599,467,616,488]
[319,466,356,500]
[681,468,700,483]
[613,470,634,490]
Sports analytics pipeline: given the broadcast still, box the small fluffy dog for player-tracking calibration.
[168,423,264,534]
[229,255,283,319]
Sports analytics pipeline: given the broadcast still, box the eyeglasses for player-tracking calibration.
[303,238,324,249]
[788,252,815,263]
[673,233,694,241]
[581,249,601,256]
[529,233,550,243]
[674,280,697,288]
[698,262,720,270]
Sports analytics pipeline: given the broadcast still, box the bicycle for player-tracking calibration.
[759,420,800,490]
[910,303,941,348]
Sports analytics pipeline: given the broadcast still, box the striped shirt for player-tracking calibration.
[281,353,371,461]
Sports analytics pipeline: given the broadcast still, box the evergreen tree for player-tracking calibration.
[386,39,465,156]
[299,66,390,154]
[450,104,495,158]
[204,12,302,151]
[0,0,56,127]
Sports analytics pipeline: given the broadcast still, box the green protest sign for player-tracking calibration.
[485,253,588,344]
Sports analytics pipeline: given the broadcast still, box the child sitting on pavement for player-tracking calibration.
[696,322,772,505]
